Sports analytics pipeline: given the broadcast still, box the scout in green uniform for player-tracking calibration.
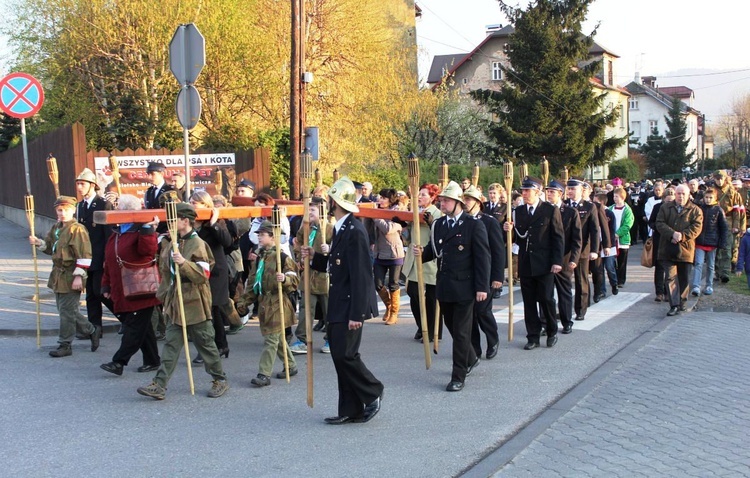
[137,203,229,400]
[714,170,746,280]
[289,197,333,354]
[30,196,100,357]
[236,221,299,387]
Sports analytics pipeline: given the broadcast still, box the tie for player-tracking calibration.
[448,218,455,228]
[572,201,577,208]
[677,206,683,214]
[528,206,534,216]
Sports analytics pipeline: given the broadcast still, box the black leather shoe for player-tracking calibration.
[445,381,464,392]
[100,362,123,376]
[524,342,539,350]
[562,324,573,334]
[466,357,480,376]
[492,289,502,299]
[486,343,499,360]
[667,306,680,317]
[655,295,664,302]
[313,321,325,332]
[612,287,619,295]
[360,393,383,423]
[546,335,558,348]
[574,314,585,321]
[593,294,601,303]
[137,364,160,373]
[414,330,422,341]
[324,416,356,425]
[90,326,101,352]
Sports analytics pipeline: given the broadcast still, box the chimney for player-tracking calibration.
[485,24,502,36]
[634,71,640,84]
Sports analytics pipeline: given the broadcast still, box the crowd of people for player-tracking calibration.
[27,159,750,424]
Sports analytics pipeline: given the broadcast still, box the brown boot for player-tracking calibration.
[385,289,401,325]
[378,288,391,322]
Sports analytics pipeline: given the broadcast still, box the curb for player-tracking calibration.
[0,323,122,338]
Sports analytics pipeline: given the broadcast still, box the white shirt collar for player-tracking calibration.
[335,213,351,233]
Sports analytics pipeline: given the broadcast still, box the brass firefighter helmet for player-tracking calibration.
[328,176,359,213]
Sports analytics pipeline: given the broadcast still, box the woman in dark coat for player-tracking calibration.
[100,194,161,375]
[190,190,233,359]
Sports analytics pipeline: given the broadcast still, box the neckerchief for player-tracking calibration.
[308,225,318,246]
[52,225,61,253]
[254,254,266,295]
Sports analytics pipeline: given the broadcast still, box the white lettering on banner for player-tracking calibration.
[94,153,236,171]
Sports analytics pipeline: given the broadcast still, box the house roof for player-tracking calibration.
[426,24,620,88]
[590,76,631,96]
[426,54,466,84]
[624,81,700,116]
[657,86,693,99]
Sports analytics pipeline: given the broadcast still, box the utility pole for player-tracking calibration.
[299,0,307,198]
[290,0,301,199]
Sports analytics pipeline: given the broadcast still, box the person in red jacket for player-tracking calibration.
[99,194,162,375]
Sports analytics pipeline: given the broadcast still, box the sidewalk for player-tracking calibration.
[0,217,119,336]
[465,311,750,477]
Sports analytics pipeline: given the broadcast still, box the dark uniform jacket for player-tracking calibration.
[559,203,582,266]
[77,195,113,272]
[196,219,233,306]
[311,214,378,323]
[144,183,175,210]
[566,199,600,256]
[476,212,505,284]
[593,201,613,251]
[513,201,564,277]
[422,212,490,302]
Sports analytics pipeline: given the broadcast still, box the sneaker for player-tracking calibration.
[704,287,713,295]
[320,340,331,354]
[226,324,244,335]
[137,382,166,400]
[251,374,271,387]
[49,344,72,358]
[208,380,229,398]
[691,287,700,297]
[289,340,308,355]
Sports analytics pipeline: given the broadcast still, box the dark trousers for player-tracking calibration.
[471,295,498,356]
[591,257,604,297]
[663,260,692,307]
[441,299,476,383]
[574,256,591,316]
[616,248,629,285]
[328,322,384,418]
[85,269,113,329]
[211,305,228,350]
[374,262,403,293]
[554,267,574,328]
[653,240,667,296]
[407,281,441,340]
[521,273,557,343]
[112,306,160,367]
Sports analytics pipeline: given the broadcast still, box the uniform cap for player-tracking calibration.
[237,179,255,191]
[54,196,78,208]
[566,177,585,187]
[462,185,483,203]
[545,180,565,193]
[257,220,274,236]
[146,162,166,173]
[521,176,543,191]
[174,202,197,220]
[713,169,729,179]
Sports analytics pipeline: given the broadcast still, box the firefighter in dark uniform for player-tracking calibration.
[565,178,600,321]
[302,177,384,424]
[545,180,581,334]
[585,182,612,301]
[504,177,565,350]
[144,161,175,210]
[75,168,114,334]
[415,181,490,391]
[462,185,505,359]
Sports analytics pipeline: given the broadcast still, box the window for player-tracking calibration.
[630,121,641,141]
[491,62,502,81]
[462,78,468,85]
[649,120,658,134]
[629,98,639,110]
[608,60,613,86]
[619,105,625,128]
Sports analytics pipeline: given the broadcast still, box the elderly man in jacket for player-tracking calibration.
[655,184,703,317]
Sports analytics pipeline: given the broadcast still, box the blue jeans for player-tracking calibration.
[692,248,716,290]
[601,256,618,294]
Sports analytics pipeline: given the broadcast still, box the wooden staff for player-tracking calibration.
[332,169,339,182]
[272,205,291,383]
[165,200,195,395]
[438,159,449,191]
[25,195,42,348]
[541,157,549,191]
[504,160,515,341]
[47,154,60,198]
[433,303,441,354]
[214,169,223,199]
[408,154,431,369]
[301,152,314,406]
[471,161,480,188]
[108,154,122,196]
[519,160,528,182]
[562,166,569,185]
[314,168,322,188]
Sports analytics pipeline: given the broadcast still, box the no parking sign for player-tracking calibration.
[0,72,45,119]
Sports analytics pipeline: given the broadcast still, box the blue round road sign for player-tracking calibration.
[0,72,45,119]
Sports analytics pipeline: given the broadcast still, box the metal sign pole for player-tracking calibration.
[21,118,31,195]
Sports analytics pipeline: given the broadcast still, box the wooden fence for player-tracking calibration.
[0,122,270,219]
